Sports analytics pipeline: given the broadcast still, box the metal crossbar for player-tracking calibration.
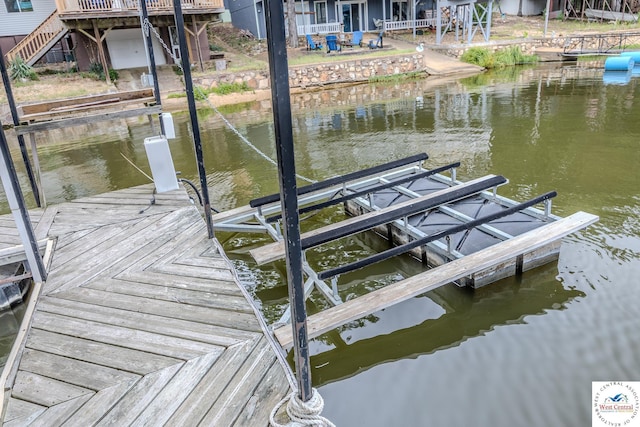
[249,153,429,208]
[317,191,557,280]
[302,175,507,250]
[563,32,640,55]
[265,162,460,223]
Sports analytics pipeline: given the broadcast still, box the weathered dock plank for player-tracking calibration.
[233,360,293,426]
[2,398,45,425]
[93,363,182,426]
[1,183,293,426]
[129,352,221,426]
[60,377,139,426]
[12,371,93,407]
[19,349,139,391]
[115,269,242,295]
[199,337,284,426]
[32,311,225,360]
[84,278,253,313]
[36,296,259,347]
[165,338,262,426]
[49,287,260,331]
[26,329,182,375]
[27,394,93,427]
[274,211,599,349]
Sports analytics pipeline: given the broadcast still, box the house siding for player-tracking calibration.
[499,0,547,16]
[226,0,265,38]
[0,0,56,37]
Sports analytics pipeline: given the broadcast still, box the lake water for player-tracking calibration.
[1,63,639,427]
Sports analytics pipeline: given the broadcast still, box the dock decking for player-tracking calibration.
[0,184,291,426]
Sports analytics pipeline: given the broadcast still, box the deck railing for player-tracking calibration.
[55,0,224,14]
[299,22,344,35]
[383,14,445,31]
[299,17,447,36]
[5,11,68,65]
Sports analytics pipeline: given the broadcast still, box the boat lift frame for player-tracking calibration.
[211,153,564,326]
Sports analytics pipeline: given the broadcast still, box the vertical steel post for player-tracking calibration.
[0,120,46,283]
[140,0,165,135]
[263,0,312,402]
[172,0,214,239]
[0,48,41,207]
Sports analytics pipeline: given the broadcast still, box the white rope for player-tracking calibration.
[143,18,317,184]
[270,388,336,427]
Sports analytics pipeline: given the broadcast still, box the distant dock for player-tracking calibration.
[0,184,291,426]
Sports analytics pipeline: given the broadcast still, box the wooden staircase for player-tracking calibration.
[4,11,68,66]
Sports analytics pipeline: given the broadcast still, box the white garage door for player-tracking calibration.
[106,28,168,70]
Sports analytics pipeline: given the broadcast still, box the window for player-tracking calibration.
[5,0,33,12]
[391,0,407,21]
[314,1,327,24]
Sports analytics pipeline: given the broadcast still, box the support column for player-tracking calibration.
[0,121,46,283]
[28,133,45,207]
[264,0,313,403]
[0,45,41,207]
[140,1,165,135]
[173,0,214,239]
[191,16,205,71]
[92,20,111,84]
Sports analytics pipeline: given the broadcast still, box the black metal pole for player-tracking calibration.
[0,48,41,207]
[263,0,312,402]
[172,0,214,239]
[0,119,46,282]
[140,0,165,135]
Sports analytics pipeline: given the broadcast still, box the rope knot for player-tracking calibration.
[270,388,335,427]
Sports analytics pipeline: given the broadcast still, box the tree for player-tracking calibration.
[287,0,299,48]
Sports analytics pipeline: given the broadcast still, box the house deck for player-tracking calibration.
[0,184,292,426]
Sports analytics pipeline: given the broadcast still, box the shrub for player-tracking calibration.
[494,46,538,68]
[210,82,250,95]
[8,56,38,81]
[88,62,119,81]
[460,47,494,68]
[461,46,538,69]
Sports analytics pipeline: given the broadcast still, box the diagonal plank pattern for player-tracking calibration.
[1,184,291,426]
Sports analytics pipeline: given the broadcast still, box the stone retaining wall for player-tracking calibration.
[194,53,426,90]
[430,32,640,58]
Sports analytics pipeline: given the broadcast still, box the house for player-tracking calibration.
[0,0,64,61]
[2,0,226,72]
[225,0,563,43]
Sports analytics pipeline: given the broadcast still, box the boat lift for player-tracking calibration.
[211,153,598,344]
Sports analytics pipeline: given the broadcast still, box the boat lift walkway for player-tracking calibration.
[0,184,291,426]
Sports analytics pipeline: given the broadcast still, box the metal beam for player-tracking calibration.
[173,0,214,238]
[0,46,41,207]
[0,120,46,283]
[264,0,312,402]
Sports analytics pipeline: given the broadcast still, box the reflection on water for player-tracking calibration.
[308,265,584,386]
[1,64,639,427]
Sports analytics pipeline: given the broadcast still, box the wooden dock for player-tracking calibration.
[0,184,292,426]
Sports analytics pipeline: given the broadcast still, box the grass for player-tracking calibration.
[0,71,113,104]
[368,71,424,83]
[288,48,415,66]
[167,82,252,101]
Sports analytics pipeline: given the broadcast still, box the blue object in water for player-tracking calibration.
[604,56,634,71]
[620,51,640,63]
[603,70,632,85]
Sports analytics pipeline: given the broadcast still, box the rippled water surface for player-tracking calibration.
[1,64,639,426]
